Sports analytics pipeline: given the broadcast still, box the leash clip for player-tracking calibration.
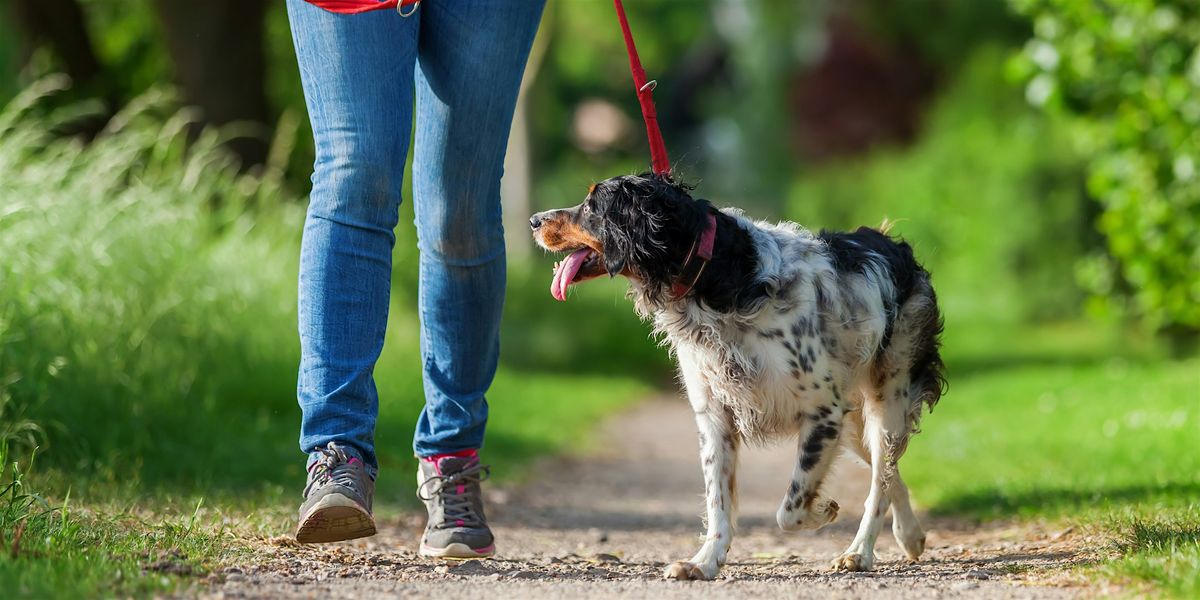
[398,0,420,17]
[639,80,658,93]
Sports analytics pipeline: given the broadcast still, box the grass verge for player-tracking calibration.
[903,320,1199,596]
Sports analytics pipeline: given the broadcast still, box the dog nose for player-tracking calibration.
[529,215,543,230]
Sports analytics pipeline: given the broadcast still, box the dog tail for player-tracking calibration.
[908,282,946,415]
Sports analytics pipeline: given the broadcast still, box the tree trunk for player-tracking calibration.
[152,0,271,167]
[8,0,103,86]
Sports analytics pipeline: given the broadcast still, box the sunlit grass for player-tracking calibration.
[1100,508,1200,598]
[903,319,1199,596]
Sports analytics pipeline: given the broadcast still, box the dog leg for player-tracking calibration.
[665,404,738,581]
[888,470,926,560]
[833,388,908,572]
[845,436,925,561]
[776,403,843,531]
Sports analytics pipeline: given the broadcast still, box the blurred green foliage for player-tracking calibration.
[1011,0,1200,336]
[789,48,1090,324]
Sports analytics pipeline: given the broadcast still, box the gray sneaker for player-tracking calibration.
[416,454,495,558]
[296,442,376,544]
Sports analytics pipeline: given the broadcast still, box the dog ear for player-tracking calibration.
[597,178,647,277]
[601,229,629,277]
[598,174,676,279]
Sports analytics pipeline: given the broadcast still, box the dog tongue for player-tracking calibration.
[551,248,591,302]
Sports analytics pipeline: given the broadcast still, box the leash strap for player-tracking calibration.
[304,0,419,15]
[613,0,671,175]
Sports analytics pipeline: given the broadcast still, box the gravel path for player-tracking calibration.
[207,398,1099,599]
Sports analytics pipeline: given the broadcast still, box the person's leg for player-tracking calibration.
[410,0,546,458]
[287,0,417,541]
[407,0,545,559]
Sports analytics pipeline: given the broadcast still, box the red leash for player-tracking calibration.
[303,0,671,175]
[612,0,671,175]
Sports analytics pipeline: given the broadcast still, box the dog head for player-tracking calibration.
[531,173,712,302]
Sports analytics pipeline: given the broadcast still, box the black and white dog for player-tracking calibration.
[531,173,945,580]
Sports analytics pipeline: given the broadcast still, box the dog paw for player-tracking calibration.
[664,561,715,581]
[777,497,839,531]
[896,530,926,560]
[831,552,873,572]
[810,498,840,526]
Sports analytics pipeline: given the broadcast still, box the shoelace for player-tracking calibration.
[417,461,491,529]
[303,443,363,498]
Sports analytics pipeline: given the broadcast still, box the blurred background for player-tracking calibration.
[0,0,1197,595]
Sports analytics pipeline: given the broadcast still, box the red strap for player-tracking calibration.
[697,213,717,260]
[613,0,671,175]
[304,0,418,15]
[670,213,718,298]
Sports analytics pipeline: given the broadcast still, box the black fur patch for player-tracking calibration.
[800,423,839,471]
[818,227,924,349]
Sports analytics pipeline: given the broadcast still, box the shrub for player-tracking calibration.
[1010,0,1200,336]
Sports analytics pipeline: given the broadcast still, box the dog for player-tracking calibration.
[530,173,946,580]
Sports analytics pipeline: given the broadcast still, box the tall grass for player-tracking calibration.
[0,77,305,490]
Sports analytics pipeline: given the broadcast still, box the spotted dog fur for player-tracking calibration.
[531,174,946,581]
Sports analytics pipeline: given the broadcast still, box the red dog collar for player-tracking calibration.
[670,212,718,299]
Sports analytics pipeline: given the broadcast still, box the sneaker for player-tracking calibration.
[295,442,376,544]
[416,452,495,558]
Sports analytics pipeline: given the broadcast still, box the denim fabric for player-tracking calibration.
[287,0,545,474]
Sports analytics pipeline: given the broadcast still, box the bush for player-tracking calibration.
[788,48,1091,324]
[1011,0,1200,336]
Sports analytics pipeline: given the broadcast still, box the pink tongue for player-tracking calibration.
[551,248,592,302]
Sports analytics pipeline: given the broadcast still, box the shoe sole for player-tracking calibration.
[296,493,376,544]
[419,541,496,559]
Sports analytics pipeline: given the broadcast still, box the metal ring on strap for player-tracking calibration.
[398,0,420,17]
[639,80,658,93]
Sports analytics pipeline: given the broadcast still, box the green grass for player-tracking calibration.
[0,444,245,598]
[902,320,1199,596]
[1101,508,1200,598]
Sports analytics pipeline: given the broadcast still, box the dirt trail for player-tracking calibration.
[207,398,1099,599]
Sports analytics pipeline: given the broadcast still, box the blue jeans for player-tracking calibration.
[287,0,545,474]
